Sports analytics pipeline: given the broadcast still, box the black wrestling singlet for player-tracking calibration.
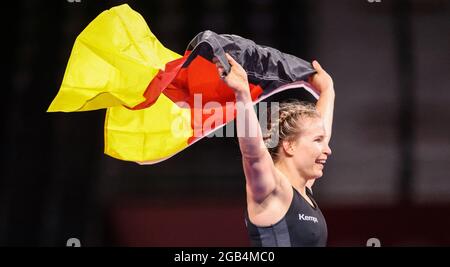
[245,187,327,247]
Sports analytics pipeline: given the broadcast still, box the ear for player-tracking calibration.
[281,140,296,157]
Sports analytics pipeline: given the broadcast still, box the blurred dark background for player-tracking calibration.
[1,0,449,246]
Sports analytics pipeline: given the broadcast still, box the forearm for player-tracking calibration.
[217,53,277,199]
[315,86,335,143]
[235,89,267,160]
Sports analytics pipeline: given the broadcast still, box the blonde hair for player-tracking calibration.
[263,100,320,162]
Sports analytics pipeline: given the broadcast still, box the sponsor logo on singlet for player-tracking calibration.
[298,213,318,223]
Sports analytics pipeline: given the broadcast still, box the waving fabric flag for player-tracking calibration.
[48,4,319,164]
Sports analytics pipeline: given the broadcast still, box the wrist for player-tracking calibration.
[321,85,335,95]
[234,88,252,102]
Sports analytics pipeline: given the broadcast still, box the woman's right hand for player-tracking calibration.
[214,53,250,96]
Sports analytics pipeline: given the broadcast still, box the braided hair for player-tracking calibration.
[263,100,320,162]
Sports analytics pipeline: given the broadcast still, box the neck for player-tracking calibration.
[275,158,308,196]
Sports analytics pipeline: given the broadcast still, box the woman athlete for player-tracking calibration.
[216,53,335,247]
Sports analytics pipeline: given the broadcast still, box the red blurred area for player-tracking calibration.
[110,200,450,246]
[110,199,250,247]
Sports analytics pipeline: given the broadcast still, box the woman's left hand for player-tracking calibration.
[308,60,334,93]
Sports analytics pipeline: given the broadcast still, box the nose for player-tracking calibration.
[324,143,332,156]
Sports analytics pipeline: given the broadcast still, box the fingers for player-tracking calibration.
[213,53,236,66]
[213,56,225,77]
[312,60,323,72]
[225,53,238,66]
[217,66,225,76]
[226,53,247,75]
[215,53,246,80]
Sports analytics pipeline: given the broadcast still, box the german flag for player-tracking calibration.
[48,4,319,164]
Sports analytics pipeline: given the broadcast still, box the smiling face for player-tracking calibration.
[265,101,332,179]
[286,117,332,180]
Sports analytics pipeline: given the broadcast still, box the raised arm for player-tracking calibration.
[215,54,278,203]
[309,60,335,144]
[307,60,335,189]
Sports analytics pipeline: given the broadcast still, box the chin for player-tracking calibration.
[314,171,323,179]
